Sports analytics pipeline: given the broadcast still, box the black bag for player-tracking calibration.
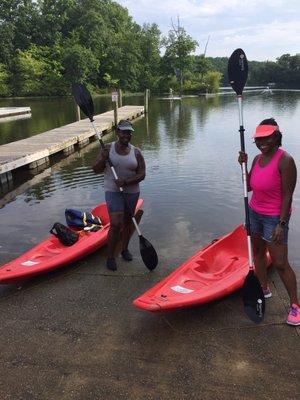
[50,222,79,246]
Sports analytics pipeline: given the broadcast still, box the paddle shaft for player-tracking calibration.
[90,120,142,237]
[237,96,254,270]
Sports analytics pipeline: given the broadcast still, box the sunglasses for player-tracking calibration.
[118,130,133,135]
[254,135,276,144]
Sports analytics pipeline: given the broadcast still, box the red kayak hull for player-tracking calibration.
[0,199,143,284]
[133,225,271,312]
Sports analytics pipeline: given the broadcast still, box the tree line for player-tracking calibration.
[0,1,298,97]
[0,0,222,96]
[208,54,300,88]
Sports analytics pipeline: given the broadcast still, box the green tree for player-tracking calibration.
[194,55,213,75]
[71,0,143,91]
[12,44,66,96]
[207,57,228,85]
[162,19,198,93]
[0,0,39,66]
[35,0,76,46]
[103,73,119,90]
[248,61,279,85]
[202,71,222,93]
[276,54,300,87]
[0,22,14,66]
[62,41,99,86]
[138,23,161,90]
[0,63,10,96]
[13,47,47,95]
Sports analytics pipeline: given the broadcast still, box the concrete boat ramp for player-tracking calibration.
[0,251,298,399]
[0,105,144,185]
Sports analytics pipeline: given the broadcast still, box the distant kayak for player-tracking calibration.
[133,225,271,312]
[159,97,182,100]
[0,199,143,284]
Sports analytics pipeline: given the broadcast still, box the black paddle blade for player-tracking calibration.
[72,83,94,121]
[139,235,158,271]
[242,270,265,324]
[228,48,248,95]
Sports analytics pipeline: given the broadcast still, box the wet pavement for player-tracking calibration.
[0,247,299,400]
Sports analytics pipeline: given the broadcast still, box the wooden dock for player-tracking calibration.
[0,107,31,119]
[0,139,99,208]
[0,105,144,186]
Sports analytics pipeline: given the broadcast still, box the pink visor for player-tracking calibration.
[253,125,279,138]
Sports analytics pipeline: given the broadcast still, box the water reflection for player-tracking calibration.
[0,113,32,124]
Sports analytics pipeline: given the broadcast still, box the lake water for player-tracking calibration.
[1,91,300,281]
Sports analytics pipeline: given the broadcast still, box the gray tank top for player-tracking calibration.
[104,142,140,193]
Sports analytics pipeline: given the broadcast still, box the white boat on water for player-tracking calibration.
[160,96,182,100]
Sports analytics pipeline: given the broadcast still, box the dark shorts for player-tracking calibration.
[249,207,290,244]
[105,191,139,216]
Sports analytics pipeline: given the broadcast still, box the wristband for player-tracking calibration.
[278,220,286,227]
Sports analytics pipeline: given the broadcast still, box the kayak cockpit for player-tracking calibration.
[133,225,260,312]
[91,203,110,225]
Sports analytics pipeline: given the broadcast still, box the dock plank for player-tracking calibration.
[0,107,31,119]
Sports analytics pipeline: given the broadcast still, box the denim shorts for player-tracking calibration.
[249,207,290,244]
[105,191,139,215]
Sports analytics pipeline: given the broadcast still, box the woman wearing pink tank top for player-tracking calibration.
[238,118,299,325]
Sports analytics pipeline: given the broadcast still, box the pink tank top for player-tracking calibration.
[249,149,284,215]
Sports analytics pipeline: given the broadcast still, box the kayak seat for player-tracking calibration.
[21,253,44,262]
[210,256,239,277]
[44,245,62,255]
[181,262,218,286]
[194,257,210,271]
[182,256,243,289]
[192,256,241,278]
[27,246,61,263]
[91,204,110,226]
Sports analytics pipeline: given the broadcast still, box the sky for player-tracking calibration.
[116,0,300,61]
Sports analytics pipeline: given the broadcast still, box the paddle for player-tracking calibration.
[228,49,265,323]
[72,83,158,271]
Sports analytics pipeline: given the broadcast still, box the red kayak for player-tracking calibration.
[133,224,271,312]
[0,199,143,284]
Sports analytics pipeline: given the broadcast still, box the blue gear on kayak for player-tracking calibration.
[65,209,102,229]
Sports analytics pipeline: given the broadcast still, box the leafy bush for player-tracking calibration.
[0,63,10,97]
[62,43,99,87]
[202,71,222,93]
[12,45,67,96]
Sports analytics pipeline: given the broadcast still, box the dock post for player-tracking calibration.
[29,157,50,169]
[113,100,118,128]
[144,89,150,114]
[0,171,13,186]
[76,104,81,121]
[118,88,122,108]
[111,90,119,128]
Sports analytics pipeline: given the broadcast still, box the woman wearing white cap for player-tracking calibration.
[93,120,145,271]
[238,118,299,325]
